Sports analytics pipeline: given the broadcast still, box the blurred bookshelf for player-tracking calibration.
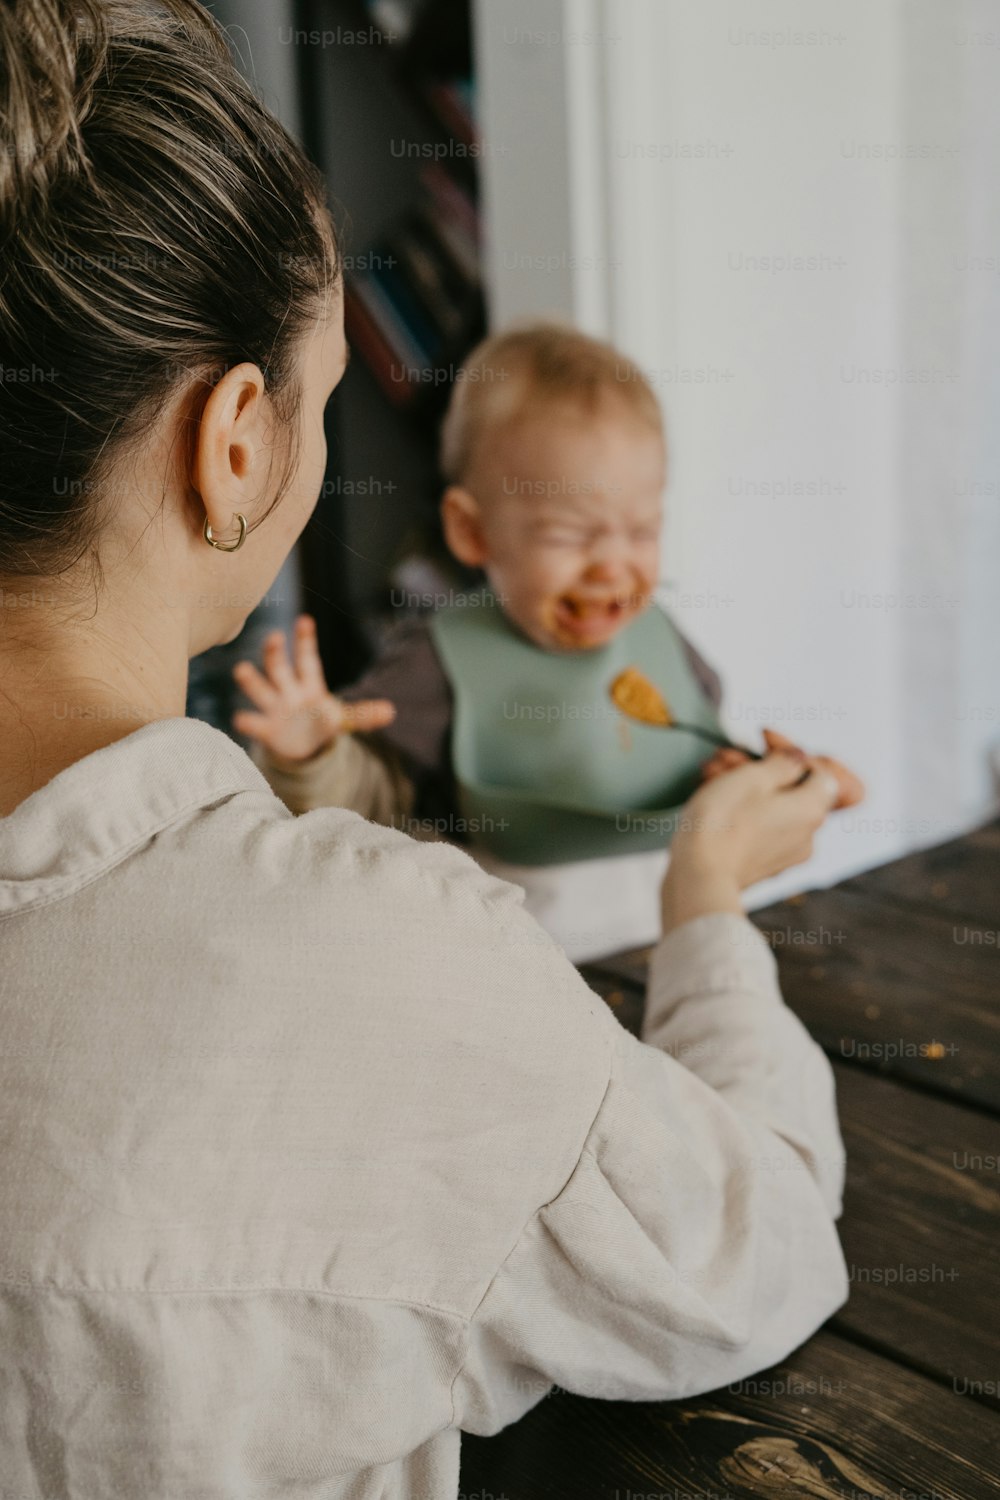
[295,0,486,688]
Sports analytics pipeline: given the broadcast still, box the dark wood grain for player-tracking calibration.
[579,965,645,1038]
[573,990,1000,1399]
[751,888,1000,1111]
[589,816,1000,996]
[586,886,1000,1111]
[586,942,656,992]
[460,1330,1000,1500]
[841,819,1000,928]
[832,1062,1000,1399]
[555,826,1000,1497]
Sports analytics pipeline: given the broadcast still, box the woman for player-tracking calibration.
[0,2,847,1496]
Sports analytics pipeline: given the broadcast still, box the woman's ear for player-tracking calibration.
[441,485,489,568]
[191,362,269,539]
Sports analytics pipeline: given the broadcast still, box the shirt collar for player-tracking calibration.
[0,716,273,917]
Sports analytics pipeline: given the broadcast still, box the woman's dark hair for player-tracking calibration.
[0,0,340,577]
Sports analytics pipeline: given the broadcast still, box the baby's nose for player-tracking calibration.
[584,534,631,575]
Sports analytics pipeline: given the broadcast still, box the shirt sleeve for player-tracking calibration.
[253,734,416,825]
[452,912,848,1434]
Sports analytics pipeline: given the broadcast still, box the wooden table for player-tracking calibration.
[461,821,1000,1499]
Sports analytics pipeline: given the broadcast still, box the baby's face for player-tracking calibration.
[472,402,665,652]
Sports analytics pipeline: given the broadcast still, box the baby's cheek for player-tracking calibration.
[636,554,660,597]
[530,549,571,588]
[520,570,568,621]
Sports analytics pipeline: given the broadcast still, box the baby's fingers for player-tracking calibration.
[700,747,749,781]
[231,709,272,746]
[338,698,397,734]
[232,659,280,712]
[762,727,807,759]
[813,755,866,809]
[291,615,329,694]
[262,629,296,694]
[785,760,841,823]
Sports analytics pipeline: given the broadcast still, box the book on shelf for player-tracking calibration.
[344,170,484,411]
[345,283,422,409]
[391,223,467,342]
[347,273,435,403]
[420,161,479,247]
[420,78,477,148]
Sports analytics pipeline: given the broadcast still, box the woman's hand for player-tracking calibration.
[701,728,865,810]
[661,753,840,933]
[231,614,396,766]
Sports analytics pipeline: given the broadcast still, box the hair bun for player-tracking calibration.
[0,0,108,233]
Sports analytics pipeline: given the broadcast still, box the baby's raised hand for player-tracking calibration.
[700,727,864,810]
[231,614,395,766]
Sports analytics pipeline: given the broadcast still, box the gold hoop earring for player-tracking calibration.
[203,513,248,553]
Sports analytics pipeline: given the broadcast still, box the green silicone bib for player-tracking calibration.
[430,589,723,865]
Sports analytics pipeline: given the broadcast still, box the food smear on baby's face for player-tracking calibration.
[610,666,673,727]
[469,399,666,653]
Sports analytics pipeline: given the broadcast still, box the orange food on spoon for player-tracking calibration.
[610,667,764,759]
[610,667,673,727]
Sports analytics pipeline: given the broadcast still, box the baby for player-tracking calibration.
[234,322,860,961]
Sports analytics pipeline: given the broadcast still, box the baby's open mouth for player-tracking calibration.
[553,594,632,638]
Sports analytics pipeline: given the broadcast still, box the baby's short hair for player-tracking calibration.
[440,320,663,485]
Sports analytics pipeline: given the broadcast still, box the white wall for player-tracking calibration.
[474,0,1000,898]
[898,0,1000,838]
[473,0,613,328]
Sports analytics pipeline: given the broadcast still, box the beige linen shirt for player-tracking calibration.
[0,717,848,1500]
[255,741,669,962]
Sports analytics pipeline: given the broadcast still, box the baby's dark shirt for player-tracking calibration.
[339,611,723,837]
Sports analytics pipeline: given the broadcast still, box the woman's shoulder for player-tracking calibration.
[237,784,527,918]
[199,773,613,1050]
[178,769,621,1234]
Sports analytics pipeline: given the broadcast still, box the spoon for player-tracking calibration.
[610,667,764,760]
